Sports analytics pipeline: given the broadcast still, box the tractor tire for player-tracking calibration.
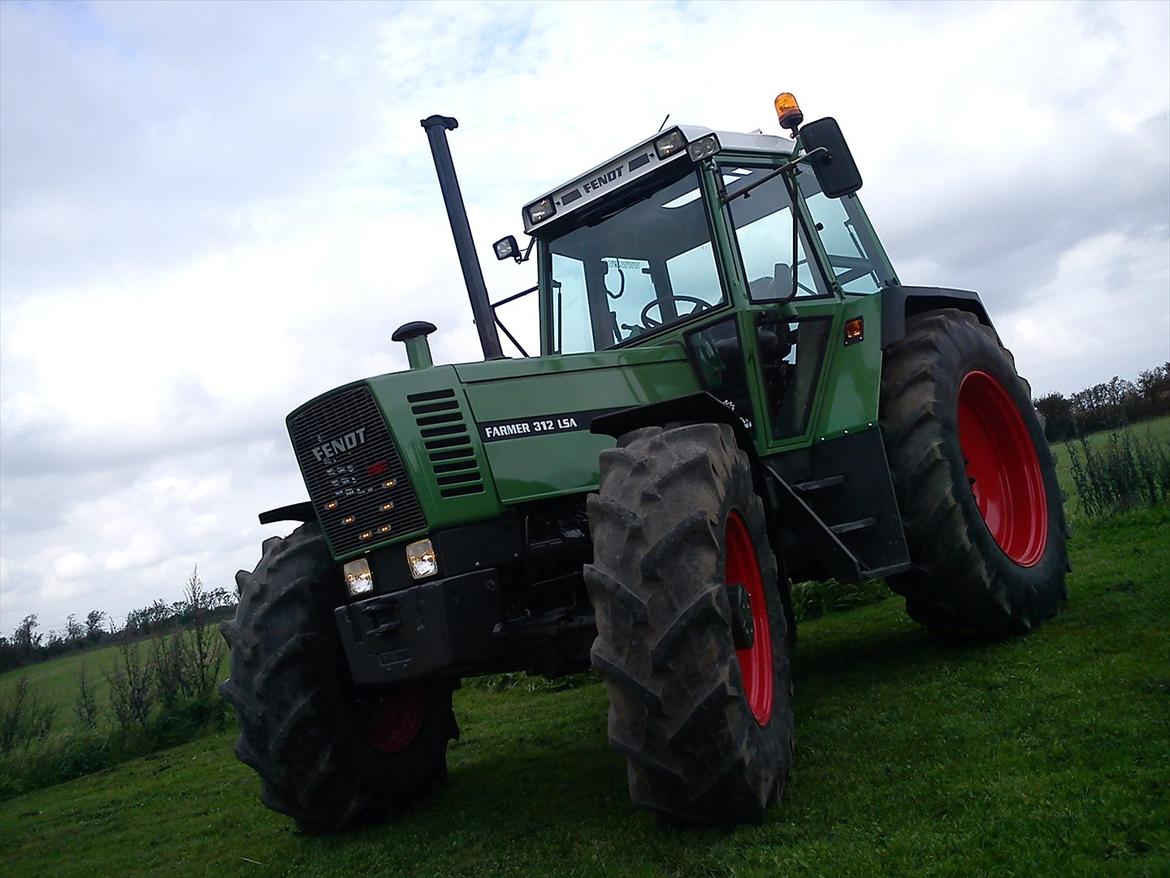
[219,522,458,832]
[880,308,1068,637]
[584,423,793,824]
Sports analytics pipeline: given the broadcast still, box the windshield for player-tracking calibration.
[545,167,724,354]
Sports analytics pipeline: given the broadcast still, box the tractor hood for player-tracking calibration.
[287,344,698,561]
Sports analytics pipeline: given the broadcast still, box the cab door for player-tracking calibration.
[712,158,844,454]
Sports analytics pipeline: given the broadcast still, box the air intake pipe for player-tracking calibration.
[420,114,505,361]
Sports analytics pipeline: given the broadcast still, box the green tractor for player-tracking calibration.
[220,93,1068,830]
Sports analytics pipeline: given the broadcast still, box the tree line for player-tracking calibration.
[1034,362,1169,442]
[0,571,234,672]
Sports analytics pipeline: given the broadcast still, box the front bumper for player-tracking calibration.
[334,568,504,685]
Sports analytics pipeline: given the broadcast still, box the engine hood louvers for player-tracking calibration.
[408,389,484,498]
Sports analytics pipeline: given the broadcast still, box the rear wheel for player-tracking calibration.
[880,309,1068,636]
[220,523,458,832]
[584,423,793,824]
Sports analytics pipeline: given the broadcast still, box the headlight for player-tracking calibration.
[406,539,438,580]
[343,559,374,596]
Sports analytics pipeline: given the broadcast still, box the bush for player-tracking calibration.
[105,640,156,732]
[152,570,226,711]
[0,677,56,753]
[1067,426,1170,518]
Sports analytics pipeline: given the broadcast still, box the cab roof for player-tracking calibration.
[522,125,796,235]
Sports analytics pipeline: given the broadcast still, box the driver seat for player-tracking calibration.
[748,263,792,302]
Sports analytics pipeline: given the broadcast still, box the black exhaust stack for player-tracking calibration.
[421,114,505,361]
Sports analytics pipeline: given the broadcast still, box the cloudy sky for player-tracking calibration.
[1,0,1167,636]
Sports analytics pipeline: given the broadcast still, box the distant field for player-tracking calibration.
[1050,414,1169,517]
[2,506,1166,877]
[0,634,226,734]
[1,642,123,731]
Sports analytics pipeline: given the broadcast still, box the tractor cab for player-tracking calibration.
[514,100,898,447]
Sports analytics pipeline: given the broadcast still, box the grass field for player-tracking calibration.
[1051,414,1170,517]
[2,505,1166,877]
[1,641,123,731]
[1,632,228,735]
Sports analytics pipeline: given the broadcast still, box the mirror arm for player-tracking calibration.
[719,147,829,206]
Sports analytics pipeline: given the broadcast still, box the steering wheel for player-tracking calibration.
[639,295,712,329]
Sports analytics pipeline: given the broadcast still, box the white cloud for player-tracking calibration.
[1000,228,1170,394]
[1,0,1167,634]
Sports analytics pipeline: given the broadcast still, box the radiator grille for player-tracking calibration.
[289,385,426,555]
[408,389,484,498]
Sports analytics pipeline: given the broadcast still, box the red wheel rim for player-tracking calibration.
[957,370,1048,567]
[359,683,426,753]
[725,511,773,725]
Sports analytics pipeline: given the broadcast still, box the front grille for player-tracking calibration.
[408,389,484,498]
[289,385,426,556]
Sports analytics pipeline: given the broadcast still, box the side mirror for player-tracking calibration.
[800,117,862,199]
[493,235,520,261]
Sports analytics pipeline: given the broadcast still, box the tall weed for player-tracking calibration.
[1067,426,1170,518]
[72,664,100,731]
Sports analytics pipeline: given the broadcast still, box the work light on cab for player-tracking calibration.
[493,235,519,261]
[653,130,686,159]
[687,134,719,161]
[526,197,555,225]
[774,92,804,136]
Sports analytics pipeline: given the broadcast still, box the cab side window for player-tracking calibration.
[796,171,894,295]
[724,166,821,301]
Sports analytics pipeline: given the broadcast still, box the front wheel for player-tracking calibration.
[880,309,1068,636]
[584,423,793,824]
[219,523,458,832]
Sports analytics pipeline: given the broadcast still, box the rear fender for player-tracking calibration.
[880,286,998,348]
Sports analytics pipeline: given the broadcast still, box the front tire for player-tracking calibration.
[880,309,1068,636]
[584,423,793,824]
[220,522,458,832]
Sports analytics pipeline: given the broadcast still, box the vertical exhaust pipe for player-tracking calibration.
[421,114,505,361]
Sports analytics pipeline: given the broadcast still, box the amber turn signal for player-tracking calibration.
[844,317,864,345]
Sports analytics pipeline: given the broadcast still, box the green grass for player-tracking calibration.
[2,506,1166,877]
[1,633,228,735]
[0,642,124,732]
[1051,414,1170,517]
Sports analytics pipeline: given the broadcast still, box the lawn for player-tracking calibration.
[2,505,1166,877]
